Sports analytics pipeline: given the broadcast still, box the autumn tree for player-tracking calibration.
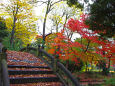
[32,0,83,48]
[67,0,115,38]
[32,0,68,48]
[65,13,115,73]
[0,0,37,47]
[66,15,97,71]
[49,1,82,36]
[46,2,83,64]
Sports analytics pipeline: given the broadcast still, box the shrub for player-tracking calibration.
[61,58,85,72]
[104,78,115,86]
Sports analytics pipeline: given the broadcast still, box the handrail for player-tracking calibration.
[20,47,37,52]
[20,45,80,86]
[57,62,80,86]
[38,48,80,86]
[0,47,10,86]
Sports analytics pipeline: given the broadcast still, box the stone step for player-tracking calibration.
[10,77,60,84]
[8,65,50,69]
[8,70,54,75]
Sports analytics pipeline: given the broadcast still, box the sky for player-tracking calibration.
[0,0,7,3]
[33,0,82,39]
[0,0,93,41]
[33,0,93,40]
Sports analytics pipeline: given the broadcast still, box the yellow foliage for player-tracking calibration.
[5,18,13,31]
[0,0,37,45]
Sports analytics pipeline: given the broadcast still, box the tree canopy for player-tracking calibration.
[0,0,37,46]
[86,0,115,38]
[66,0,83,9]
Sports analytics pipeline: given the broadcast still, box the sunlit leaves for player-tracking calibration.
[0,0,37,46]
[48,49,55,55]
[65,13,115,66]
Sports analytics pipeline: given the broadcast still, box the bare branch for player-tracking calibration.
[49,6,54,12]
[29,0,48,5]
[38,1,48,5]
[51,0,64,7]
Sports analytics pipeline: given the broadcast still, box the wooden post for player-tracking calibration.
[55,54,59,72]
[1,47,10,86]
[38,45,41,57]
[54,47,60,72]
[0,53,3,86]
[26,44,29,52]
[2,59,10,86]
[0,38,3,85]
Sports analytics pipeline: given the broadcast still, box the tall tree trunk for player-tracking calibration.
[42,0,50,49]
[85,60,88,72]
[84,40,90,72]
[56,25,58,33]
[91,57,94,71]
[41,0,63,48]
[108,57,111,72]
[10,16,16,48]
[42,15,47,49]
[10,6,18,48]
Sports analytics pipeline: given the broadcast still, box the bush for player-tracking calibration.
[104,78,115,86]
[96,60,109,75]
[2,37,23,51]
[0,17,9,38]
[61,58,85,72]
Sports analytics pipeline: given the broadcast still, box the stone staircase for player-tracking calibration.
[1,47,80,86]
[8,65,63,85]
[7,51,64,86]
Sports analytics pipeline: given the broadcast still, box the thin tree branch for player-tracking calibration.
[51,0,66,7]
[84,40,91,53]
[30,0,48,5]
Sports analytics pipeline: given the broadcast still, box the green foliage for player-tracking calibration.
[96,60,106,69]
[28,50,38,56]
[2,36,23,51]
[104,78,115,86]
[31,41,38,48]
[86,0,115,38]
[0,30,9,38]
[0,17,9,38]
[96,60,109,75]
[75,38,99,52]
[66,0,83,9]
[31,38,45,49]
[1,0,37,46]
